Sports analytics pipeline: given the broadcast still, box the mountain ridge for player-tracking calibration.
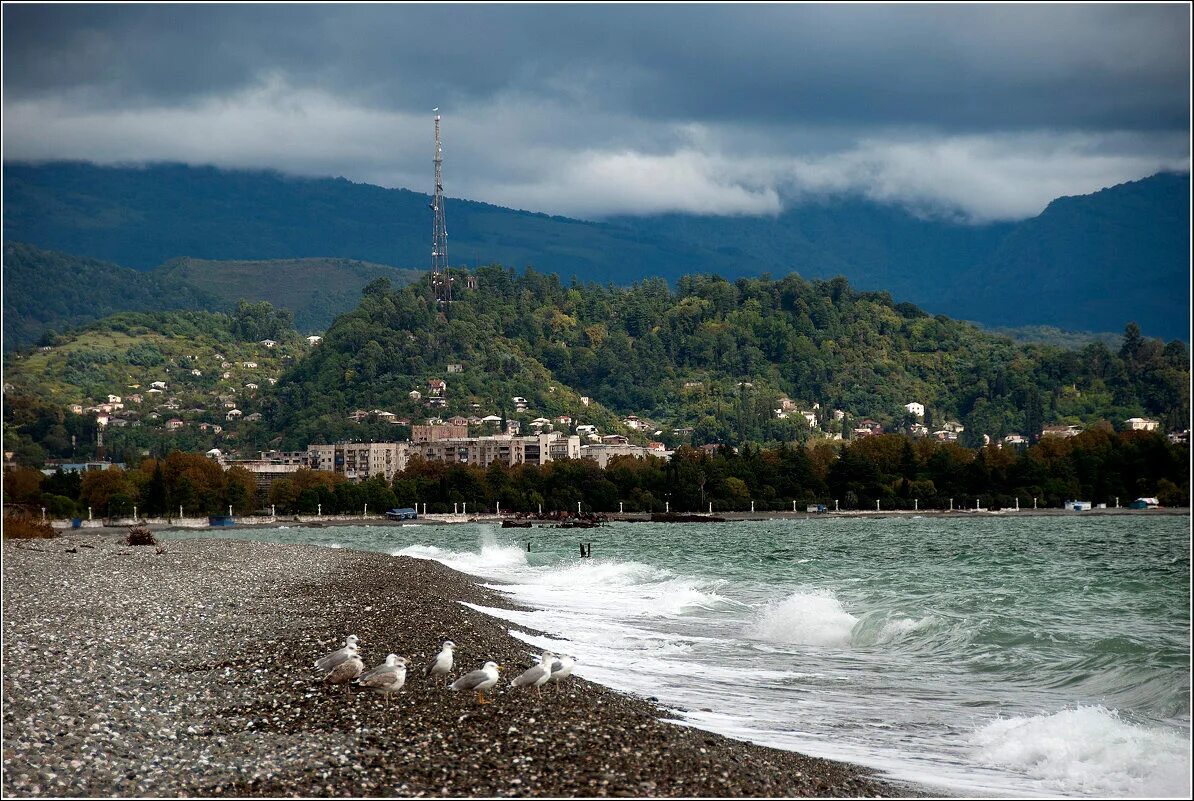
[3,161,1188,339]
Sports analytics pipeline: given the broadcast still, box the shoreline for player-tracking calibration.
[2,532,923,797]
[46,504,1192,535]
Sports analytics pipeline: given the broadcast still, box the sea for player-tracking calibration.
[167,515,1191,798]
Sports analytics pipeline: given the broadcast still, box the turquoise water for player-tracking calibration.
[167,515,1191,797]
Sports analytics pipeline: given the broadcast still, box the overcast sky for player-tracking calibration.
[3,4,1190,221]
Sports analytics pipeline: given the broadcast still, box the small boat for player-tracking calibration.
[385,508,419,520]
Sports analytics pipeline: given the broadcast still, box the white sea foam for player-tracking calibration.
[970,706,1192,798]
[746,590,859,646]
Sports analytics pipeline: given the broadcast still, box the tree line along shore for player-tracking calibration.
[1,534,914,797]
[4,426,1187,523]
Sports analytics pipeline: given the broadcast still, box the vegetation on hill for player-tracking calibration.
[264,267,1189,452]
[2,241,422,348]
[3,303,308,466]
[2,241,221,350]
[155,256,422,332]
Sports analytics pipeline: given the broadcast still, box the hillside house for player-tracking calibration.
[556,415,573,425]
[69,404,84,415]
[1002,433,1028,446]
[833,409,846,421]
[259,339,277,348]
[409,390,422,400]
[511,396,529,411]
[447,363,463,373]
[1041,425,1083,439]
[580,396,591,407]
[481,415,503,426]
[166,418,185,430]
[151,381,168,390]
[427,379,447,396]
[801,411,818,427]
[576,424,599,436]
[306,336,322,346]
[107,395,122,404]
[226,409,243,421]
[602,434,629,445]
[905,402,925,418]
[909,423,930,437]
[427,397,447,408]
[222,372,232,379]
[191,369,202,376]
[242,361,258,369]
[449,416,470,427]
[245,383,259,390]
[245,412,263,422]
[1124,417,1159,431]
[221,362,232,369]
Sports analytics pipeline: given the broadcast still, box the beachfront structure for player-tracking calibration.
[309,442,409,483]
[580,443,669,469]
[410,432,580,468]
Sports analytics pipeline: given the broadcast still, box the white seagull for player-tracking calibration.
[511,651,555,695]
[449,661,501,704]
[315,634,360,673]
[424,640,456,681]
[547,653,575,692]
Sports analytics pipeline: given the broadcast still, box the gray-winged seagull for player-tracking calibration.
[449,661,501,704]
[547,653,575,692]
[511,651,555,695]
[356,654,408,706]
[315,634,360,673]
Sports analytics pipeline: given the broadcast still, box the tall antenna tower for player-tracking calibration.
[430,109,452,305]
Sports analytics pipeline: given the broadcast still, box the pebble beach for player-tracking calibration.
[2,532,911,797]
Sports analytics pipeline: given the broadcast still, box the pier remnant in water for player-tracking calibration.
[579,542,592,558]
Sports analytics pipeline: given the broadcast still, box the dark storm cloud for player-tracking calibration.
[2,4,1189,219]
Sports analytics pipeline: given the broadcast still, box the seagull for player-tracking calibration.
[324,650,365,688]
[315,634,360,673]
[511,651,555,695]
[449,661,501,704]
[547,654,575,692]
[424,640,456,681]
[356,654,408,707]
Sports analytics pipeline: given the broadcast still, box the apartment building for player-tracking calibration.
[308,442,410,482]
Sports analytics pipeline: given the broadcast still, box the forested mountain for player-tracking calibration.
[2,241,220,349]
[154,256,421,332]
[2,161,744,284]
[611,172,1191,340]
[4,162,1188,338]
[263,267,1189,451]
[2,242,421,348]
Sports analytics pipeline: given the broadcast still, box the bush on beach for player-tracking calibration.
[125,524,157,546]
[2,513,59,540]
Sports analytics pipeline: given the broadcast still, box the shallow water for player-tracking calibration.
[166,516,1191,798]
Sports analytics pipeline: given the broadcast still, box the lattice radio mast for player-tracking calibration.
[430,109,452,305]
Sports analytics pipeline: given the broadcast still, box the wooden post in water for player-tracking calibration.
[876,500,880,512]
[619,501,624,514]
[949,498,953,511]
[709,502,713,514]
[834,499,839,512]
[751,500,755,513]
[914,498,918,511]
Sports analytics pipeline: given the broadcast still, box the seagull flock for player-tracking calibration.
[314,635,575,705]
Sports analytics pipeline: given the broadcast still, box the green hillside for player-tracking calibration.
[2,241,221,349]
[263,267,1189,451]
[2,242,423,348]
[155,256,423,332]
[3,304,308,464]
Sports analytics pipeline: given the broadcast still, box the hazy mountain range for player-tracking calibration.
[3,162,1188,340]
